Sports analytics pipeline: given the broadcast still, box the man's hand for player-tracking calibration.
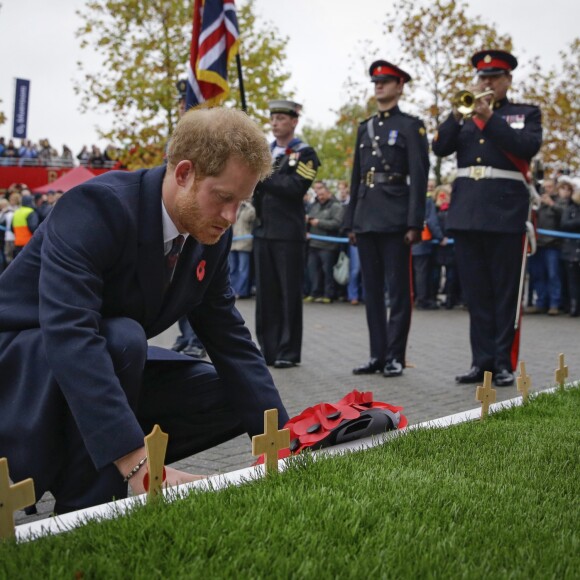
[473,95,493,122]
[348,232,357,245]
[128,466,205,496]
[115,446,205,496]
[404,228,421,245]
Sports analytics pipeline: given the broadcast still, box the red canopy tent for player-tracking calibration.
[32,166,96,194]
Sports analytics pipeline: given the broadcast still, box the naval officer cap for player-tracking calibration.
[369,60,412,84]
[471,50,518,76]
[269,99,303,117]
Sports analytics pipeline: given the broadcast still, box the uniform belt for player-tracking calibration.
[456,166,526,183]
[362,172,407,186]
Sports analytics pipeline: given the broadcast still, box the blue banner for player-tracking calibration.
[12,78,30,139]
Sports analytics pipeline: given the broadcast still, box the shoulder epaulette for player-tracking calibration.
[359,115,375,126]
[399,111,423,123]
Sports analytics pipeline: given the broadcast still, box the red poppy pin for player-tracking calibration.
[196,260,206,281]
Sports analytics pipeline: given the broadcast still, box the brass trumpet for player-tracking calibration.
[452,89,495,118]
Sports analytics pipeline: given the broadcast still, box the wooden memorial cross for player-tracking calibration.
[476,371,496,419]
[516,361,532,403]
[555,353,568,391]
[252,409,290,475]
[0,457,35,540]
[144,424,169,502]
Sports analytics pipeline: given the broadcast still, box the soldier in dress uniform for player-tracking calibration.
[345,61,429,377]
[253,99,320,369]
[432,50,542,387]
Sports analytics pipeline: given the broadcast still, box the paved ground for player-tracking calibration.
[15,298,580,525]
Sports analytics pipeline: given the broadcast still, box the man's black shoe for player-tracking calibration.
[171,341,186,352]
[493,369,514,387]
[456,366,484,384]
[416,301,439,310]
[383,359,403,377]
[182,345,207,359]
[352,358,384,375]
[273,359,297,369]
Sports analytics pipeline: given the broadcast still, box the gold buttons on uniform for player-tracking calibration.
[479,139,485,144]
[476,157,482,163]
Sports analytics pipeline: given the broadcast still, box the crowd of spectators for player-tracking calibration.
[299,172,580,319]
[0,182,63,272]
[1,155,578,319]
[0,137,121,169]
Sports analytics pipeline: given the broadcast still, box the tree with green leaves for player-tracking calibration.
[520,38,580,172]
[75,0,292,168]
[382,0,512,183]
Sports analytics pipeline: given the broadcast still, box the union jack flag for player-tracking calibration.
[186,0,240,109]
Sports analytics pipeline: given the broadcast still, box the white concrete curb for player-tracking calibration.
[14,386,559,542]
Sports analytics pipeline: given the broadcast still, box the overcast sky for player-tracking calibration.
[0,0,577,155]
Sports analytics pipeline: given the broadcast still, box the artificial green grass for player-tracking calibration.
[1,387,579,579]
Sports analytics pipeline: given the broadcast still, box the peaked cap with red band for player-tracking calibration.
[369,60,412,84]
[255,389,408,465]
[471,50,518,76]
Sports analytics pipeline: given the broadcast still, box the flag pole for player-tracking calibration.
[236,53,247,112]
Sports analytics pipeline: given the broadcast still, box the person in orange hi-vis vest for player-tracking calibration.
[11,192,39,258]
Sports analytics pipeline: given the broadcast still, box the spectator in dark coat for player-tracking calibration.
[559,182,580,317]
[304,181,345,303]
[526,179,564,315]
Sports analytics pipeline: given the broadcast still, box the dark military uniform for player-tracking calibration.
[344,105,429,369]
[253,137,320,366]
[433,94,542,378]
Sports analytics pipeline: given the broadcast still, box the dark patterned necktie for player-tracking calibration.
[165,234,185,285]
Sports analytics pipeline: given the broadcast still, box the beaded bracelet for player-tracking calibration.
[123,457,147,483]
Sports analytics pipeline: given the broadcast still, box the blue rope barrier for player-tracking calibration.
[232,230,580,243]
[537,228,580,240]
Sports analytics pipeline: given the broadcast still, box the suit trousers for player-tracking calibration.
[453,231,524,372]
[0,317,244,514]
[307,247,338,299]
[356,232,412,363]
[253,238,304,365]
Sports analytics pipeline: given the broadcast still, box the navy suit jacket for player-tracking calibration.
[0,166,288,470]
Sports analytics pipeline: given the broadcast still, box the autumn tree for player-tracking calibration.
[382,0,512,182]
[301,39,378,183]
[76,0,191,168]
[225,0,293,128]
[520,38,580,172]
[75,0,292,168]
[302,102,375,182]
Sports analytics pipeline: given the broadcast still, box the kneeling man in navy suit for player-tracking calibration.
[0,107,289,513]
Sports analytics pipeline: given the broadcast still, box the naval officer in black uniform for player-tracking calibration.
[345,61,429,377]
[432,50,542,386]
[253,99,320,369]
